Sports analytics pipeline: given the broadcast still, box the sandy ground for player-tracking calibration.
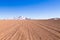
[0,20,60,40]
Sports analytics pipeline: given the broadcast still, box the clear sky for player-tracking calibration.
[0,0,60,19]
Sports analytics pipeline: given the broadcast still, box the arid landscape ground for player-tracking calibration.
[0,20,60,40]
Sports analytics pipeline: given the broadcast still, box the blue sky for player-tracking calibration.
[0,0,60,19]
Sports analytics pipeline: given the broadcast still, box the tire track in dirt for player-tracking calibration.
[0,20,60,40]
[26,21,42,40]
[0,20,22,40]
[27,21,54,40]
[29,21,60,40]
[33,21,60,33]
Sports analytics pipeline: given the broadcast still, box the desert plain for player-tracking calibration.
[0,20,60,40]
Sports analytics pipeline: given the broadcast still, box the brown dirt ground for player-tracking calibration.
[0,20,60,40]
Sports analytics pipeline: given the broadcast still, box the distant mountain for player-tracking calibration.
[48,18,60,20]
